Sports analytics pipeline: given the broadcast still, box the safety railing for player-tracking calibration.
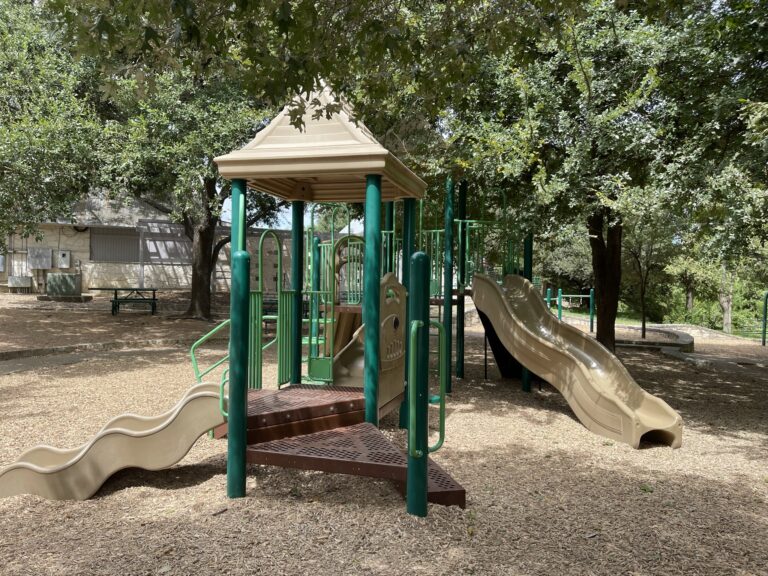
[545,288,595,332]
[190,319,231,383]
[219,369,229,419]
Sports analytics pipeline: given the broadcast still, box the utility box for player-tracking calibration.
[57,250,71,269]
[8,276,32,290]
[28,247,52,270]
[46,273,82,296]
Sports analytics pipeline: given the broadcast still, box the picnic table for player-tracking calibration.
[90,287,158,315]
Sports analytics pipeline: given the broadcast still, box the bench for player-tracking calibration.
[90,287,158,315]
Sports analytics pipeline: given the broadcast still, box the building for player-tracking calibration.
[0,194,292,294]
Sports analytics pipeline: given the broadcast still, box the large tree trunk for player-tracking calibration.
[184,179,219,320]
[588,209,622,352]
[718,263,733,334]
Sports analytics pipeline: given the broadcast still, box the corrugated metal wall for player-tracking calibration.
[90,228,140,262]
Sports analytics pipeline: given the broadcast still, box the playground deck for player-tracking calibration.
[212,385,366,444]
[212,386,466,507]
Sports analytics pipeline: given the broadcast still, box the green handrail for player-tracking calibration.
[190,319,231,383]
[219,369,229,419]
[408,319,424,459]
[428,320,447,454]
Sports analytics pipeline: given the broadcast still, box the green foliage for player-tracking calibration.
[0,0,100,247]
[98,70,278,227]
[536,222,593,288]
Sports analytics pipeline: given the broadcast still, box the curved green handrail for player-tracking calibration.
[190,319,231,383]
[428,320,447,454]
[219,369,229,419]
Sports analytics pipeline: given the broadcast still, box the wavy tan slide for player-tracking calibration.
[472,274,683,448]
[0,382,226,500]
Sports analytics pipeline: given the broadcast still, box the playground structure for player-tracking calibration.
[0,86,684,514]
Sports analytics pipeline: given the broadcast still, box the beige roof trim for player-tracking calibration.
[215,87,426,202]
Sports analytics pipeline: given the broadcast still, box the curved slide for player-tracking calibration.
[0,382,225,500]
[472,274,683,448]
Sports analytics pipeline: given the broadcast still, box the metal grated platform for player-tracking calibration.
[246,422,466,508]
[214,385,365,444]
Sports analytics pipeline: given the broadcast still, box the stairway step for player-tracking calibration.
[246,422,465,508]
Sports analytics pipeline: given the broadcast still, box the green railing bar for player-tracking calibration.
[219,369,229,419]
[428,319,446,454]
[190,319,231,382]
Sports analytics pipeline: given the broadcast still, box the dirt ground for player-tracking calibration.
[0,300,767,575]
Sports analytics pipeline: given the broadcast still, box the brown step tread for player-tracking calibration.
[246,422,465,508]
[214,385,365,444]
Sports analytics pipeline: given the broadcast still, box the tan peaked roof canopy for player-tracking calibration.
[214,88,426,202]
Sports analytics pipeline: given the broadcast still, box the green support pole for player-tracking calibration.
[761,291,767,346]
[384,201,394,274]
[399,198,417,429]
[456,181,467,379]
[557,288,563,321]
[523,233,533,281]
[311,236,321,357]
[546,287,552,309]
[290,201,304,384]
[590,288,596,333]
[443,177,454,393]
[363,175,382,425]
[227,250,250,498]
[521,232,533,392]
[406,251,429,517]
[231,179,247,251]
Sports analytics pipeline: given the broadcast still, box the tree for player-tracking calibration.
[621,191,677,338]
[99,71,282,319]
[0,0,100,248]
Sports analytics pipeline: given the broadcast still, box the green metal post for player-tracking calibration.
[557,288,563,321]
[363,175,382,425]
[227,250,250,498]
[290,201,304,384]
[443,176,454,393]
[399,198,416,429]
[523,233,533,281]
[311,236,321,357]
[456,181,467,379]
[231,179,247,251]
[589,288,595,333]
[762,291,767,346]
[546,287,552,309]
[407,251,429,517]
[384,201,394,274]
